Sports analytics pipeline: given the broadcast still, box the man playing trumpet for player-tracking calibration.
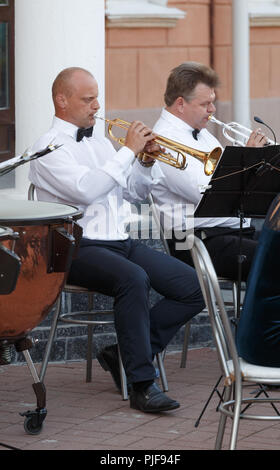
[29,67,205,413]
[152,62,268,282]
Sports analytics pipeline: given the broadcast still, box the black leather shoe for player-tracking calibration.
[130,382,180,413]
[97,344,121,392]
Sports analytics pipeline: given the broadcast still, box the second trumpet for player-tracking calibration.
[97,116,222,175]
[209,115,277,146]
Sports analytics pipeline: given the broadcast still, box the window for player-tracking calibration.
[0,0,14,189]
[0,22,9,109]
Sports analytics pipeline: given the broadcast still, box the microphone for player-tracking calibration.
[254,116,277,145]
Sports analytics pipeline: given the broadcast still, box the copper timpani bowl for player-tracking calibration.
[0,200,83,342]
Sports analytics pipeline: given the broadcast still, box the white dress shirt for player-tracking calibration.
[152,108,250,231]
[29,116,163,240]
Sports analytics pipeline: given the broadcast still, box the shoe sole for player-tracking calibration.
[130,401,180,413]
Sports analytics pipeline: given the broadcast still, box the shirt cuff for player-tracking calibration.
[134,158,165,182]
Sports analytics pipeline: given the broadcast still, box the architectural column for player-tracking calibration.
[9,0,105,198]
[232,0,250,127]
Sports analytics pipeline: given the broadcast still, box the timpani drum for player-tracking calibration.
[0,200,83,342]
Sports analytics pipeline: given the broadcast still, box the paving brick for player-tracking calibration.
[1,348,280,451]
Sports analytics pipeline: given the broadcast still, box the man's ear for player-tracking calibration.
[55,93,67,110]
[176,96,186,114]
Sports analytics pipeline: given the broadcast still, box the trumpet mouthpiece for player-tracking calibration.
[95,115,110,124]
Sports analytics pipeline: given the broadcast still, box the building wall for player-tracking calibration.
[106,0,211,113]
[105,0,280,142]
[1,0,105,198]
[214,0,280,101]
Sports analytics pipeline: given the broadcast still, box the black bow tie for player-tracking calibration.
[192,128,200,140]
[76,126,93,142]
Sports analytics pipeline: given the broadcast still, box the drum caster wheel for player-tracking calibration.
[23,416,43,435]
[20,408,47,435]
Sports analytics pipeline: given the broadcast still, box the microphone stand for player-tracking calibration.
[0,144,62,177]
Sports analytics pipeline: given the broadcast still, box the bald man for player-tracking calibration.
[29,67,204,414]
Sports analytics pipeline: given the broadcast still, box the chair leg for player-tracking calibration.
[117,344,128,400]
[229,383,242,450]
[86,324,93,383]
[85,293,94,383]
[215,385,232,450]
[156,352,168,392]
[232,281,238,318]
[180,322,190,368]
[39,295,62,382]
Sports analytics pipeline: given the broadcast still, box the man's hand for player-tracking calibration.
[139,141,166,164]
[125,121,156,155]
[246,128,268,147]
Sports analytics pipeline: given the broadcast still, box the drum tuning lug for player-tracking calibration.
[0,341,12,365]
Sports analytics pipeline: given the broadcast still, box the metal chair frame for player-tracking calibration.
[39,285,130,399]
[189,235,280,450]
[29,184,168,400]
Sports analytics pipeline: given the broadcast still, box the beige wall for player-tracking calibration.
[106,0,211,112]
[105,0,280,140]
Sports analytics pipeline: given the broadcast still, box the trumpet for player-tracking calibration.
[97,116,222,175]
[208,115,277,146]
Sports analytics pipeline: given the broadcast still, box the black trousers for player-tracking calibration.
[67,237,204,384]
[168,226,258,282]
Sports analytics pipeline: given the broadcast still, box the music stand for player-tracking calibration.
[193,144,280,427]
[195,144,280,316]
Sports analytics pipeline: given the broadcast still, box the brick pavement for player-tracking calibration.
[0,348,280,452]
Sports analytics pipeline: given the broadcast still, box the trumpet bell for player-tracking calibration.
[205,146,223,175]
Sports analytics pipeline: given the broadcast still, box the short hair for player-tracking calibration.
[164,62,220,106]
[52,67,94,101]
